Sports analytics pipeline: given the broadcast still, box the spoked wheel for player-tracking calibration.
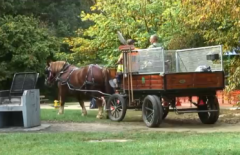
[142,95,163,127]
[106,94,127,122]
[198,95,219,124]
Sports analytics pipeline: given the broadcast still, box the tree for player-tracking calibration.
[180,0,240,91]
[0,15,60,87]
[180,0,240,49]
[0,0,94,38]
[64,0,186,67]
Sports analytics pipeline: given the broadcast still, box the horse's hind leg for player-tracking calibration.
[96,98,103,119]
[77,95,87,116]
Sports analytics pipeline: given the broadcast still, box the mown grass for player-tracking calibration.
[0,131,240,155]
[41,109,106,123]
[41,109,142,123]
[1,109,240,154]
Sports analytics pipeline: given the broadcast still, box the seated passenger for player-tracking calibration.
[148,34,162,48]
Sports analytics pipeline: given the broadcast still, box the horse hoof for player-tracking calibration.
[96,115,103,119]
[82,113,87,116]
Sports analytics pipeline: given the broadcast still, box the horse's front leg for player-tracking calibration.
[58,87,66,115]
[96,98,103,119]
[58,97,65,115]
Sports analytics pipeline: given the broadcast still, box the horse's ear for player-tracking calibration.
[47,59,53,67]
[47,53,54,66]
[65,61,69,65]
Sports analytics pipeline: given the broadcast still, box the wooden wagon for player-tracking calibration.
[106,45,225,127]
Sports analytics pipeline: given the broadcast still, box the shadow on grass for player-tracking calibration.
[41,108,240,128]
[41,109,143,123]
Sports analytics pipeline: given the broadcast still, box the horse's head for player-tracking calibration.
[44,61,68,86]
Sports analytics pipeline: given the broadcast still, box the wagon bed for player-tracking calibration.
[106,45,225,127]
[123,71,224,91]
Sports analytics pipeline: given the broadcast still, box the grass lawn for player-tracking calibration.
[41,109,106,123]
[1,109,240,155]
[0,131,240,155]
[41,109,142,123]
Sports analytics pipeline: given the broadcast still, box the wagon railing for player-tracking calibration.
[175,45,223,72]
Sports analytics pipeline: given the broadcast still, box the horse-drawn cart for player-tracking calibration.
[107,44,225,127]
[44,32,224,128]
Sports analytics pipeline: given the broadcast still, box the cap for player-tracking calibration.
[127,39,136,45]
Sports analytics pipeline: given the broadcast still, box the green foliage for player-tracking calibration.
[65,0,186,67]
[181,0,240,50]
[180,0,240,91]
[167,33,206,50]
[0,15,60,84]
[38,0,94,37]
[0,0,94,38]
[0,0,239,92]
[0,0,94,93]
[64,0,240,91]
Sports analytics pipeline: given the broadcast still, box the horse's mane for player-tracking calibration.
[50,61,66,73]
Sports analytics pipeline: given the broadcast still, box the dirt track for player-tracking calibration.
[43,109,240,133]
[44,122,240,133]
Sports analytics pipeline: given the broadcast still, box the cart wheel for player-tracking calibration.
[152,95,164,125]
[106,94,127,122]
[198,95,219,124]
[142,95,161,127]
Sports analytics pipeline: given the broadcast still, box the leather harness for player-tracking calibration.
[54,63,102,90]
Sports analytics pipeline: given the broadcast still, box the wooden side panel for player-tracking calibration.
[194,72,223,88]
[166,74,194,89]
[165,72,224,90]
[124,74,164,90]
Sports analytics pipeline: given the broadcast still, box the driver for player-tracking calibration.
[116,39,138,87]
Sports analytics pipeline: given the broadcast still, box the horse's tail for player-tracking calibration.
[102,68,114,95]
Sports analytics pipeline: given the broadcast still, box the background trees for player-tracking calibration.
[0,0,239,92]
[65,0,186,67]
[0,15,59,87]
[72,0,240,91]
[180,0,240,91]
[0,0,93,90]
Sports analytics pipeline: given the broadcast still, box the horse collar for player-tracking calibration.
[57,67,78,85]
[61,62,71,73]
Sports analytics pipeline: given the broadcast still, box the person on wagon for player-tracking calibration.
[148,34,162,48]
[116,39,137,86]
[148,34,171,72]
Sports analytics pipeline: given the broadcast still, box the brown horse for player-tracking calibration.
[45,61,113,119]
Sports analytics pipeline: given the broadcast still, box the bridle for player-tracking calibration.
[45,62,71,84]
